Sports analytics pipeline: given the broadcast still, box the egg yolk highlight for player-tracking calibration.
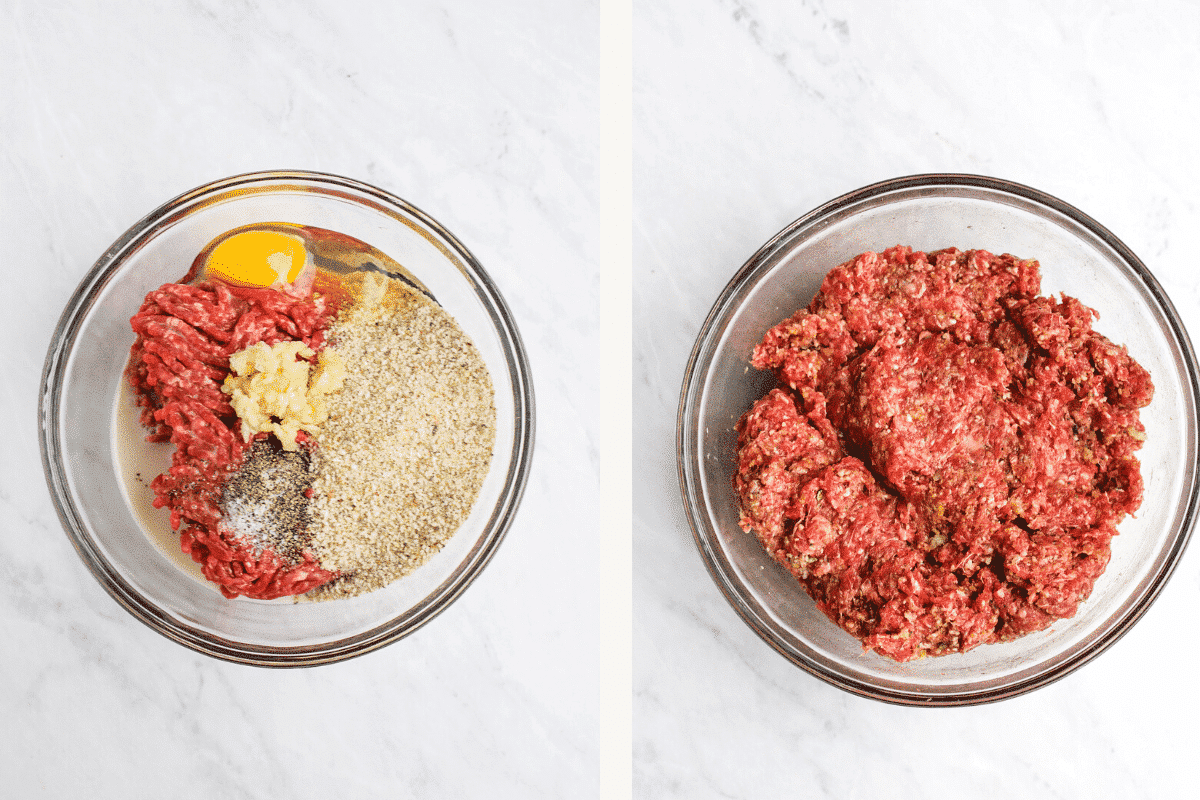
[205,231,308,287]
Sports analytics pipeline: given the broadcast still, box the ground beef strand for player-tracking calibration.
[734,246,1153,661]
[127,280,336,599]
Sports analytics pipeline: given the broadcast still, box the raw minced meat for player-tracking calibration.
[734,246,1153,661]
[126,280,336,599]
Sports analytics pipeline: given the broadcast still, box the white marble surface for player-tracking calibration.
[2,1,598,797]
[634,2,1200,798]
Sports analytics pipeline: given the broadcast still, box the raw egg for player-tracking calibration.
[186,222,436,307]
[203,229,309,288]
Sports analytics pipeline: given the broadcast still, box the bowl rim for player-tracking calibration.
[676,172,1200,705]
[39,169,536,667]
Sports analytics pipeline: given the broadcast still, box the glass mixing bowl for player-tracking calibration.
[678,174,1199,705]
[40,170,535,666]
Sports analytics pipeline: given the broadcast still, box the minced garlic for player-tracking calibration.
[222,340,346,450]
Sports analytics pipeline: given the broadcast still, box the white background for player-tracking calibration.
[634,1,1199,799]
[2,1,600,797]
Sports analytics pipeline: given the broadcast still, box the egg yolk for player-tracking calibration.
[204,230,308,287]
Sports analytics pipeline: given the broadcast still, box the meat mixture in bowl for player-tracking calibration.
[733,246,1152,661]
[124,225,496,602]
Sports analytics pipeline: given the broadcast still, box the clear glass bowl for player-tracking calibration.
[40,170,535,666]
[677,174,1199,705]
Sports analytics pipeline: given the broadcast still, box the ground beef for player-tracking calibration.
[126,280,337,599]
[734,246,1153,661]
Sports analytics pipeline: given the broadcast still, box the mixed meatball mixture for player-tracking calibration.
[734,246,1152,661]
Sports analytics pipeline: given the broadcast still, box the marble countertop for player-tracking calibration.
[2,1,598,797]
[634,2,1200,799]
